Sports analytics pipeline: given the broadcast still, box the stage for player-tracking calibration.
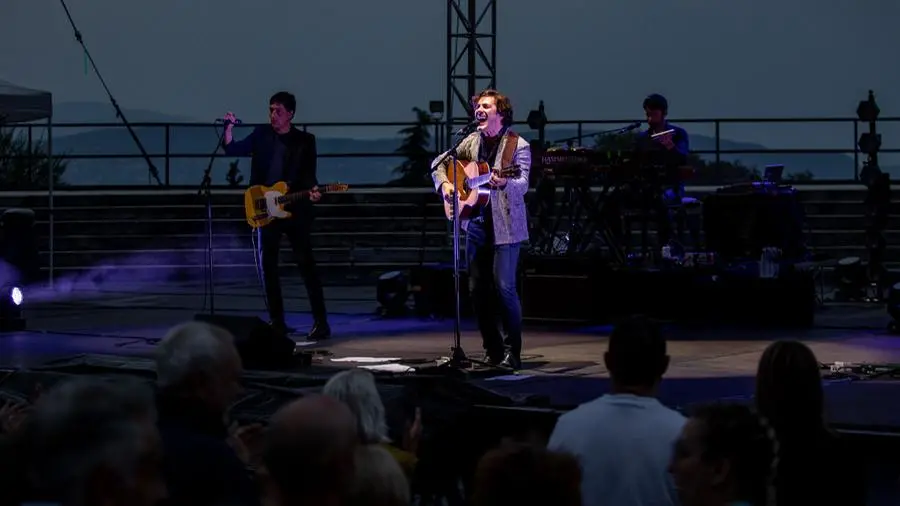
[2,278,900,431]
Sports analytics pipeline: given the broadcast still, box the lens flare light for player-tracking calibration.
[10,287,22,306]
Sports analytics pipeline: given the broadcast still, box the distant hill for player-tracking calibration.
[45,102,864,185]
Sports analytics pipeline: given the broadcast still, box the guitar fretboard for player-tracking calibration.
[276,185,342,204]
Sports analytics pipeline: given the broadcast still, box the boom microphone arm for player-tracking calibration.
[58,0,163,185]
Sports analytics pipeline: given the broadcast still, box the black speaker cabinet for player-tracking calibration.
[193,313,296,370]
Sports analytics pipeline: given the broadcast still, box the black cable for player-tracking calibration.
[58,0,163,185]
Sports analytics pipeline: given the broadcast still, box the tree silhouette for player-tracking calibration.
[391,107,434,186]
[0,126,68,190]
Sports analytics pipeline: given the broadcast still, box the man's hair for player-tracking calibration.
[605,315,668,386]
[19,377,157,506]
[323,368,389,444]
[262,396,357,503]
[643,93,668,115]
[346,445,410,506]
[691,403,779,506]
[472,89,513,127]
[154,321,237,390]
[472,441,582,506]
[270,91,297,114]
[754,340,824,434]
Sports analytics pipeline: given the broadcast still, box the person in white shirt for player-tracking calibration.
[548,315,686,506]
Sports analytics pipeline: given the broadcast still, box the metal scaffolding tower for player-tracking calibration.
[446,0,497,143]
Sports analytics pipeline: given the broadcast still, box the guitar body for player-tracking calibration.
[244,181,349,229]
[444,160,492,221]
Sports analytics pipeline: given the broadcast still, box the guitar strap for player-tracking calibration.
[499,130,519,170]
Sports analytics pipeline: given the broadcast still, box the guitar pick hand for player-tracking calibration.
[309,186,322,202]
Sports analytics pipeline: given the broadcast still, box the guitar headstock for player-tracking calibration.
[324,183,350,193]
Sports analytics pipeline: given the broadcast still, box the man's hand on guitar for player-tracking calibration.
[490,173,508,189]
[309,186,322,203]
[441,182,456,203]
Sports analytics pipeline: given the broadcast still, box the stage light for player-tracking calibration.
[834,256,867,302]
[376,270,409,317]
[0,285,26,332]
[10,286,22,306]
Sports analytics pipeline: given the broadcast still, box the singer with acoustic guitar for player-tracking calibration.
[431,89,532,370]
[222,91,331,341]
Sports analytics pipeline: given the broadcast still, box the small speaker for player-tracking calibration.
[193,313,296,370]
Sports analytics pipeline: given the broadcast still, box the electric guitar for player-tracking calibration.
[442,159,521,221]
[244,181,349,229]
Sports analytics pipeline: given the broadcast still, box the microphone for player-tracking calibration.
[216,117,243,126]
[453,112,486,135]
[622,121,641,132]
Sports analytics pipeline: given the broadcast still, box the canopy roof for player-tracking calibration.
[0,80,52,123]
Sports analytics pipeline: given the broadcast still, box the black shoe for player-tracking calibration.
[485,352,504,366]
[500,352,522,371]
[306,322,331,341]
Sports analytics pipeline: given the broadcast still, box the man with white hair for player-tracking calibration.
[154,320,259,506]
[323,368,421,479]
[15,377,166,506]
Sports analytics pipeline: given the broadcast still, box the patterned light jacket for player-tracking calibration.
[430,130,531,245]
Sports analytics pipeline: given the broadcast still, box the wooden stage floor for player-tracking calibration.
[2,279,900,430]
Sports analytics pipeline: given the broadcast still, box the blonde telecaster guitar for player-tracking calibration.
[244,181,349,229]
[442,159,521,221]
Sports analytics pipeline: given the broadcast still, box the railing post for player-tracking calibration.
[164,124,171,186]
[853,120,860,181]
[714,120,721,167]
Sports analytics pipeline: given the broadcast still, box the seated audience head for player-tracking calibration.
[323,367,389,444]
[755,339,824,434]
[19,377,165,506]
[154,321,242,414]
[262,394,358,506]
[605,315,669,394]
[669,403,778,506]
[345,444,410,506]
[472,441,581,506]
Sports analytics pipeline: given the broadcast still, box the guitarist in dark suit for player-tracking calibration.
[222,91,330,341]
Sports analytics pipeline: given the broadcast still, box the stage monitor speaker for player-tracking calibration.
[703,185,806,261]
[409,264,473,318]
[193,313,296,370]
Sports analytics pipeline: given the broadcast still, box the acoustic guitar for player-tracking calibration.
[244,181,349,229]
[442,159,521,221]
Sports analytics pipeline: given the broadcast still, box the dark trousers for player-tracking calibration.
[465,218,523,360]
[256,217,327,325]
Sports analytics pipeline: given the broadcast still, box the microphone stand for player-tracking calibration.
[429,122,481,370]
[551,122,642,147]
[197,126,228,316]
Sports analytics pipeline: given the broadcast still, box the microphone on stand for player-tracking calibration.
[453,111,488,135]
[215,117,243,126]
[620,121,642,132]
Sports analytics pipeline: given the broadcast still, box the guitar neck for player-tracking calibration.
[280,185,335,204]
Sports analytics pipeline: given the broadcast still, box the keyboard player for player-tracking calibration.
[633,93,691,249]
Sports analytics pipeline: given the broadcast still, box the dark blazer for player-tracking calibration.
[222,125,318,192]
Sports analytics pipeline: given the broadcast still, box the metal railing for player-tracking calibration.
[5,116,899,186]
